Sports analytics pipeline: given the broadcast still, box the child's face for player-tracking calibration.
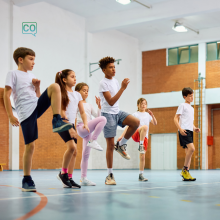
[19,55,35,71]
[65,71,76,87]
[103,63,115,78]
[138,100,147,111]
[79,86,89,100]
[184,93,194,103]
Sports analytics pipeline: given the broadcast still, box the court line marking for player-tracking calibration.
[0,185,48,220]
[181,200,192,202]
[149,196,160,198]
[0,182,220,202]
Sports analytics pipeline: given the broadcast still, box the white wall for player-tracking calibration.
[0,0,11,87]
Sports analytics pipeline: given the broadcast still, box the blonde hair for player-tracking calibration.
[137,98,148,112]
[75,82,89,92]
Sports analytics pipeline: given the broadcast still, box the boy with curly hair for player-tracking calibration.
[99,56,140,185]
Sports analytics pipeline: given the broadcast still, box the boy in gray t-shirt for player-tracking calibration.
[98,56,140,185]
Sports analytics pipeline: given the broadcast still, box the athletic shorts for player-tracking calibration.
[101,111,130,138]
[132,128,148,151]
[20,89,51,145]
[58,124,77,144]
[179,130,193,149]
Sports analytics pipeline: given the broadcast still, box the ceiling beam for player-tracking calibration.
[87,0,220,32]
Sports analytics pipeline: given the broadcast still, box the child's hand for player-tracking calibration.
[194,128,200,133]
[9,115,20,126]
[180,128,187,136]
[95,96,101,109]
[117,136,123,142]
[69,128,78,139]
[148,110,154,116]
[83,124,90,133]
[32,78,41,88]
[121,78,130,90]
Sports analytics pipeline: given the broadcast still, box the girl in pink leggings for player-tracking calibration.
[75,83,107,186]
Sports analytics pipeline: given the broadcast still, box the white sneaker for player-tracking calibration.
[80,177,96,186]
[87,140,103,151]
[138,144,145,154]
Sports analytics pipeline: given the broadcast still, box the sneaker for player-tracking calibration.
[69,178,81,188]
[22,177,36,192]
[57,172,72,188]
[87,140,103,151]
[80,177,96,186]
[114,142,130,160]
[138,144,145,154]
[105,173,116,185]
[187,171,196,181]
[52,115,73,133]
[139,174,148,182]
[181,170,191,181]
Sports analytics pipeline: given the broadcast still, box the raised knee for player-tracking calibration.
[101,116,107,123]
[142,125,148,131]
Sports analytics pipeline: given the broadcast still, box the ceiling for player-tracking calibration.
[14,0,220,48]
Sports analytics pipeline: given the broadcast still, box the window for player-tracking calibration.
[168,45,198,66]
[207,41,220,61]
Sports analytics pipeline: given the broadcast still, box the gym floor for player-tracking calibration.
[0,170,220,220]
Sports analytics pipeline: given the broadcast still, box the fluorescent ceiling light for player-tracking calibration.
[172,22,187,32]
[116,0,131,5]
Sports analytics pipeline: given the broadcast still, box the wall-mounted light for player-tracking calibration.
[172,22,199,34]
[116,0,151,9]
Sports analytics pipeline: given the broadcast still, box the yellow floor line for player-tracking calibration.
[149,196,159,198]
[181,200,192,202]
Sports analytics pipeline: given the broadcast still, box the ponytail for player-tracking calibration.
[55,69,73,111]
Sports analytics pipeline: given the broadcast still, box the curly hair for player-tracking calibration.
[99,56,115,70]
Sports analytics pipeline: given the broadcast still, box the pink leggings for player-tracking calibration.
[77,116,107,178]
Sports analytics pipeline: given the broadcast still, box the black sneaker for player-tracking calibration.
[52,115,73,133]
[69,178,81,188]
[57,172,72,188]
[22,176,36,192]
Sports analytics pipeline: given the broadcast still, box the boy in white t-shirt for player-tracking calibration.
[4,47,72,192]
[174,87,200,181]
[99,56,140,185]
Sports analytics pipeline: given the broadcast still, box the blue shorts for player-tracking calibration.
[101,111,130,138]
[20,89,51,145]
[58,124,77,144]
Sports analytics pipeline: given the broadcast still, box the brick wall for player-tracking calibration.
[206,60,220,88]
[207,104,220,169]
[142,49,198,94]
[19,107,83,170]
[145,106,194,169]
[0,88,9,170]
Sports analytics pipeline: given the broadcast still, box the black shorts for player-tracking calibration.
[179,130,193,149]
[58,124,77,144]
[20,89,51,145]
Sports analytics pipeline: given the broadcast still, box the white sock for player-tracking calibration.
[140,141,144,145]
[139,170,144,174]
[108,168,113,175]
[119,137,128,146]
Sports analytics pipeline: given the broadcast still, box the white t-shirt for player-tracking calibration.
[176,103,194,131]
[5,70,38,123]
[132,111,152,138]
[76,103,101,124]
[99,77,120,114]
[66,91,83,124]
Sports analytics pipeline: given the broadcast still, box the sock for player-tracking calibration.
[53,114,60,119]
[61,168,68,174]
[140,141,144,145]
[68,174,72,179]
[183,166,188,171]
[139,170,144,174]
[108,168,113,175]
[23,175,31,179]
[119,137,128,146]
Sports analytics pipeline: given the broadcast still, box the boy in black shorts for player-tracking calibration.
[174,87,200,181]
[4,47,72,192]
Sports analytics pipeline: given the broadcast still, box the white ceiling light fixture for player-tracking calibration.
[116,0,151,9]
[172,22,199,34]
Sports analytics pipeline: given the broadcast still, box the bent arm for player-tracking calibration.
[4,86,14,118]
[103,88,125,106]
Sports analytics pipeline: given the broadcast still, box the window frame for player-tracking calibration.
[206,42,218,61]
[168,44,198,66]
